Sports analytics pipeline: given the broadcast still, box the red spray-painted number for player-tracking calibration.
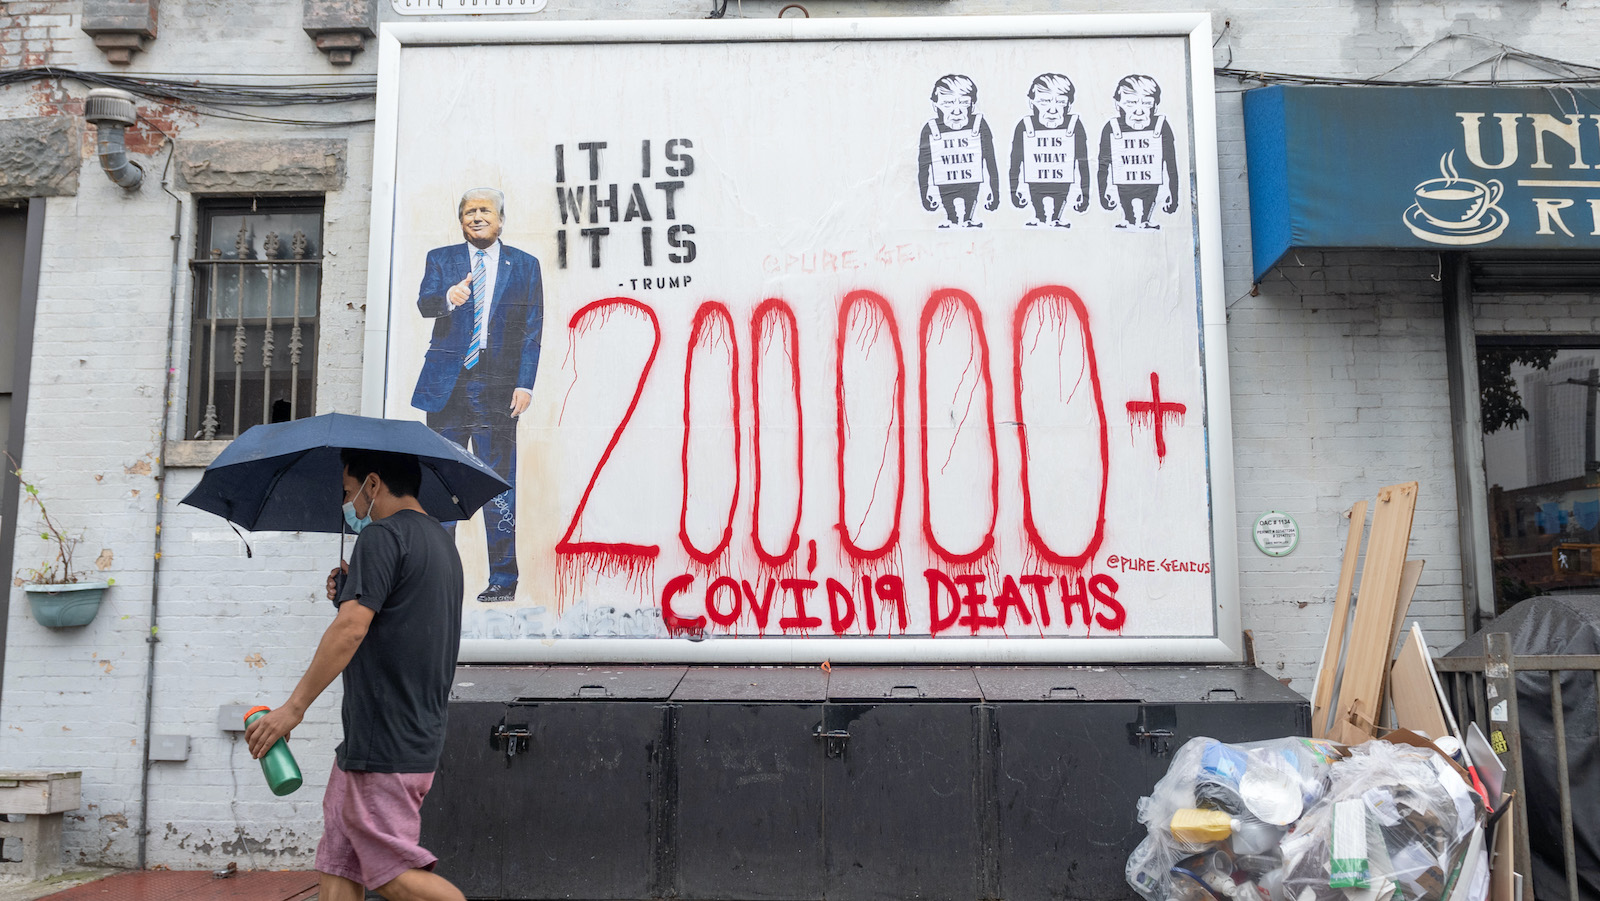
[680,302,741,564]
[919,290,999,565]
[836,291,906,562]
[556,297,662,559]
[1013,286,1108,566]
[751,299,803,565]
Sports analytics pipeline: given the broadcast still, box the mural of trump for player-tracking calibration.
[411,187,544,603]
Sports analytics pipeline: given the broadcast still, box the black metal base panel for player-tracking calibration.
[420,665,1308,901]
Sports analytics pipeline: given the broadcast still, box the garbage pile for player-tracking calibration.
[1127,735,1489,901]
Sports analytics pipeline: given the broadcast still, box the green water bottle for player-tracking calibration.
[244,705,303,796]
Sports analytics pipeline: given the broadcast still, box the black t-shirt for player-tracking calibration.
[334,509,463,773]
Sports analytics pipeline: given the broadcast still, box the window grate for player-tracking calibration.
[186,201,323,441]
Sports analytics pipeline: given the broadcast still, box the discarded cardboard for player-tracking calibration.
[1489,792,1517,901]
[1391,624,1451,741]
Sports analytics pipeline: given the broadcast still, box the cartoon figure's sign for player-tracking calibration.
[369,15,1236,663]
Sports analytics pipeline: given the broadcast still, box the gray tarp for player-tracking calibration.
[1447,595,1600,901]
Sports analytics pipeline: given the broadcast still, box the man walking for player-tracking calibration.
[411,187,544,603]
[246,449,465,901]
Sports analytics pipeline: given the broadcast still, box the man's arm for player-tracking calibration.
[1072,123,1091,211]
[1160,121,1180,213]
[979,121,999,210]
[1008,120,1026,204]
[1097,124,1116,209]
[510,256,545,417]
[417,250,462,319]
[243,599,375,759]
[917,124,937,211]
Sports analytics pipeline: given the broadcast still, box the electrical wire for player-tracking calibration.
[0,67,376,127]
[1218,34,1600,88]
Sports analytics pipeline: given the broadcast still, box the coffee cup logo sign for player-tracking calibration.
[1403,151,1508,245]
[1252,512,1298,558]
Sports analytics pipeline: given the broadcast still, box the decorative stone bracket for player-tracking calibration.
[81,0,159,65]
[303,0,377,66]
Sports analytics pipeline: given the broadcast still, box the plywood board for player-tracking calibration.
[1390,623,1451,741]
[1389,558,1425,654]
[1333,481,1418,744]
[1313,500,1367,739]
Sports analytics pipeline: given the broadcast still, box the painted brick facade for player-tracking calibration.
[0,0,1592,871]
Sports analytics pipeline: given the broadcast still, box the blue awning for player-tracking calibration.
[1244,85,1600,281]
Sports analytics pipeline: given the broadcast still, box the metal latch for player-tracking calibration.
[1128,705,1178,758]
[813,724,851,759]
[490,721,531,760]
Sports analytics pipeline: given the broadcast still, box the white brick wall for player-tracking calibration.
[2,0,1594,871]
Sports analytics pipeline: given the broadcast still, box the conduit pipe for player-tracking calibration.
[83,88,144,190]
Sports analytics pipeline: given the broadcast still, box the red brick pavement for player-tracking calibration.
[36,870,317,901]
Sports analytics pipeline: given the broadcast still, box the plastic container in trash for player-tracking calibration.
[1170,808,1234,844]
[243,705,303,796]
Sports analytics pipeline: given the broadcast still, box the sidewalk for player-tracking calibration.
[0,869,318,901]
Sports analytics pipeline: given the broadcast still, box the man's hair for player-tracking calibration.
[930,74,977,103]
[341,448,422,499]
[1028,73,1075,105]
[458,187,506,220]
[1113,74,1161,105]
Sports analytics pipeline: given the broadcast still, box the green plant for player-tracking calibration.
[10,464,90,586]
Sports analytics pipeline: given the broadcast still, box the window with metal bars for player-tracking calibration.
[186,198,322,441]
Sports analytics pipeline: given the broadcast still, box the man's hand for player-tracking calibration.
[1012,189,1027,209]
[509,388,532,417]
[446,275,472,308]
[326,561,348,602]
[245,704,303,760]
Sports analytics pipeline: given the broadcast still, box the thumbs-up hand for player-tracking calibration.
[447,275,472,308]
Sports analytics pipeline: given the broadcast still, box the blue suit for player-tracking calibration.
[411,241,544,591]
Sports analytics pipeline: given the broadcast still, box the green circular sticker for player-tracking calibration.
[1253,511,1299,557]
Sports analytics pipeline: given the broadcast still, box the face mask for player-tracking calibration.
[343,480,375,534]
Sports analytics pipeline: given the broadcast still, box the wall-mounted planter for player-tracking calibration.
[23,582,109,627]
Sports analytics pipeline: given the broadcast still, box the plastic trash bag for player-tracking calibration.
[1128,736,1341,901]
[1127,737,1482,901]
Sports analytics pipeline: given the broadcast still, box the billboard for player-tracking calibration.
[366,14,1237,662]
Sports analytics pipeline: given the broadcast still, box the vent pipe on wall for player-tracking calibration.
[83,88,144,190]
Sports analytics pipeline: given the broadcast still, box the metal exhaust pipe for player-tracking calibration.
[83,87,144,190]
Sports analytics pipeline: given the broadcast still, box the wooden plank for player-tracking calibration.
[1333,481,1419,744]
[1312,499,1367,739]
[1389,558,1425,656]
[1389,622,1451,741]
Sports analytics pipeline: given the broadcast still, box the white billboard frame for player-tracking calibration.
[364,12,1241,665]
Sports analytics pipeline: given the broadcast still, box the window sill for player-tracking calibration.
[164,440,231,469]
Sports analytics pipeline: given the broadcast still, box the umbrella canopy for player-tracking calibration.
[179,413,510,532]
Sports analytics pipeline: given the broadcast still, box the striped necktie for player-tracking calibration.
[465,249,487,369]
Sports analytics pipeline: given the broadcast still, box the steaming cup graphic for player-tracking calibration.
[1413,176,1503,230]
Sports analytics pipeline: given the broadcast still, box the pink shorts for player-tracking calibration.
[315,762,439,890]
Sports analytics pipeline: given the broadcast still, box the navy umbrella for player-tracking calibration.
[179,412,510,532]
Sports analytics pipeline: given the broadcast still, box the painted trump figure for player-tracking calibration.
[411,187,544,603]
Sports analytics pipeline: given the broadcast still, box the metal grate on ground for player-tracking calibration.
[37,869,317,901]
